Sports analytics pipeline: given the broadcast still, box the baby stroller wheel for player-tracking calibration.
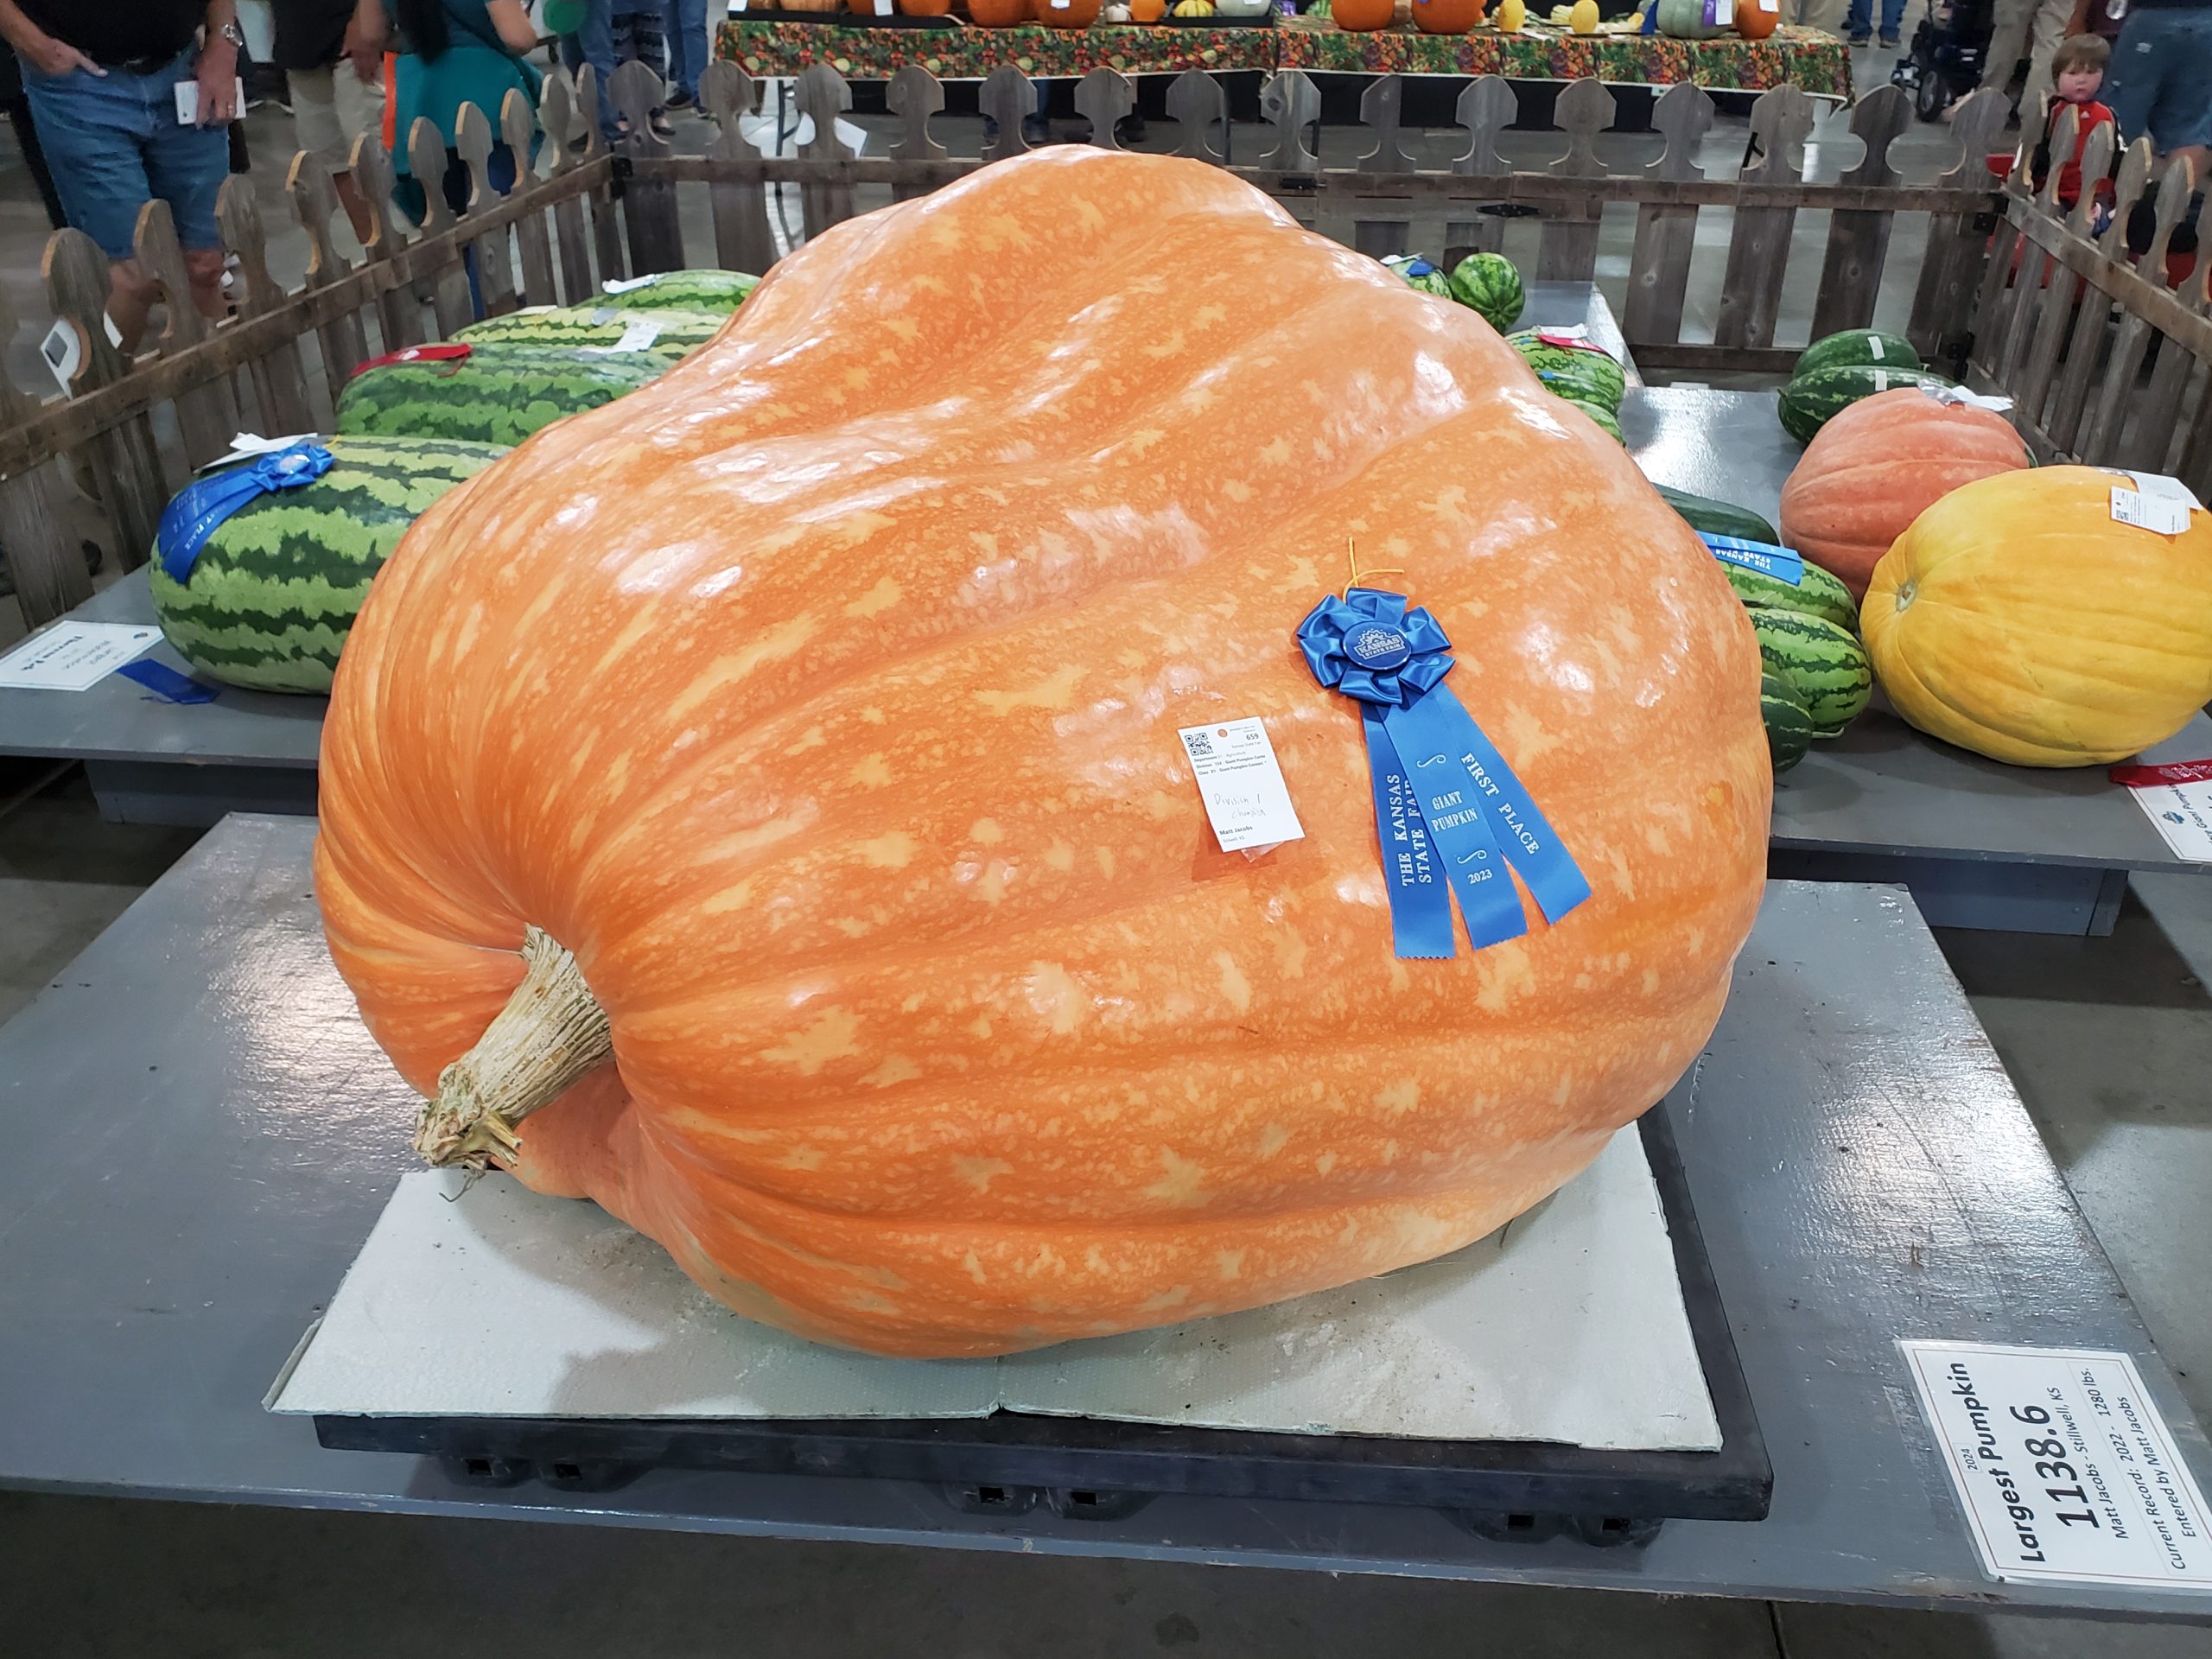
[1915,67,1948,120]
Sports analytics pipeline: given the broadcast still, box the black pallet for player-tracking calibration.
[317,1103,1770,1540]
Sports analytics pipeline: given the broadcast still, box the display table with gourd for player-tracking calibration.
[1620,370,2212,935]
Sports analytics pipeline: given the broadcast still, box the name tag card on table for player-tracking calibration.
[0,622,161,693]
[2111,759,2212,862]
[1901,1340,2212,1591]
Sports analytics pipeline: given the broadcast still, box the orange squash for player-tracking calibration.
[1332,0,1397,27]
[899,0,953,13]
[317,149,1770,1358]
[1411,0,1484,29]
[1733,0,1778,37]
[965,0,1028,22]
[1128,0,1166,16]
[1779,387,2031,601]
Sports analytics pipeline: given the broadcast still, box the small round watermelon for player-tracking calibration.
[1447,252,1525,331]
[1507,330,1628,414]
[149,435,509,696]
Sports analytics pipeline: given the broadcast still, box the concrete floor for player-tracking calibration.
[5,48,2212,1659]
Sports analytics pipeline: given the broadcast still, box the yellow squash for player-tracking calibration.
[1864,467,2212,766]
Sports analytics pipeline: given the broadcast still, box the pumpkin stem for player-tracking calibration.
[415,925,613,1170]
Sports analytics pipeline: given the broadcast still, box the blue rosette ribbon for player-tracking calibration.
[156,442,336,585]
[1298,588,1592,959]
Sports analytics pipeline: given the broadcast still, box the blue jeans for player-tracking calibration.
[665,0,709,101]
[2107,8,2212,154]
[561,0,620,142]
[1844,0,1904,38]
[16,47,228,259]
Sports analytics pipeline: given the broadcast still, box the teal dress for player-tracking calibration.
[393,0,540,168]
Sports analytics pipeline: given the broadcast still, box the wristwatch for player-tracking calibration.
[216,20,246,48]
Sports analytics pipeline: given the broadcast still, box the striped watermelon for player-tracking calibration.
[1778,365,1955,444]
[452,304,728,359]
[1446,252,1524,331]
[1749,607,1872,737]
[1724,561,1859,634]
[1762,671,1815,773]
[1793,328,1921,378]
[1654,484,1779,544]
[1560,395,1624,443]
[148,435,508,695]
[1507,331,1627,413]
[596,269,759,314]
[336,344,663,446]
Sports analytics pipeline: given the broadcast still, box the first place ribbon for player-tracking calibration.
[156,442,336,585]
[1700,532,1804,587]
[1298,588,1592,959]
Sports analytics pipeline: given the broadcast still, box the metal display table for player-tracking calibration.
[0,568,321,826]
[1624,385,2212,936]
[2,812,2206,1619]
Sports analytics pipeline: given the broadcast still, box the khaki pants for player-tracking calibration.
[1986,0,2072,114]
[287,60,385,175]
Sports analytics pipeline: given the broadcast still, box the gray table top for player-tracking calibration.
[1624,385,2212,873]
[3,812,2206,1617]
[0,568,324,767]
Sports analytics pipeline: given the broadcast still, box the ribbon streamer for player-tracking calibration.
[116,660,219,704]
[156,442,335,585]
[1299,587,1591,958]
[1700,532,1804,586]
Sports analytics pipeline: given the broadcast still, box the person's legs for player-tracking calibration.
[288,64,369,242]
[1985,0,2038,100]
[2015,0,2074,122]
[1844,0,1872,41]
[5,97,66,228]
[2139,10,2212,176]
[135,59,232,327]
[20,54,168,346]
[575,0,620,140]
[1878,0,1905,44]
[665,0,708,105]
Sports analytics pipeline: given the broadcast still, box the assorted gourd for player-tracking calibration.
[1780,386,2031,600]
[1865,469,2212,766]
[317,147,1770,1358]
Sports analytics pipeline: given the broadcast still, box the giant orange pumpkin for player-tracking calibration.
[1779,387,2030,601]
[316,148,1770,1358]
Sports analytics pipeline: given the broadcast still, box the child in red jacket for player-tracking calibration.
[2031,35,2117,220]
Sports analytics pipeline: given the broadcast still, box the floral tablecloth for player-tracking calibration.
[716,16,1851,96]
[717,20,1278,79]
[1276,18,1850,97]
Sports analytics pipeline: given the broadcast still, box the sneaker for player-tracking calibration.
[667,87,695,109]
[1847,29,1871,43]
[1878,30,1900,45]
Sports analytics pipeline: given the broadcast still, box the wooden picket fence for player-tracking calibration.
[1,58,2021,629]
[1964,109,2212,498]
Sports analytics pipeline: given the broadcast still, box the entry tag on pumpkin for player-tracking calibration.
[1700,532,1804,586]
[1177,718,1305,857]
[156,442,336,584]
[2112,759,2212,861]
[1298,588,1590,957]
[2111,487,2193,537]
[2102,469,2202,510]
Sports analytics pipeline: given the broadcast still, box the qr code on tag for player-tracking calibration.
[1183,730,1215,758]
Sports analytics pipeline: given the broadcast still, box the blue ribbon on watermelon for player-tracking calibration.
[1297,588,1592,959]
[156,442,335,585]
[1700,532,1804,587]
